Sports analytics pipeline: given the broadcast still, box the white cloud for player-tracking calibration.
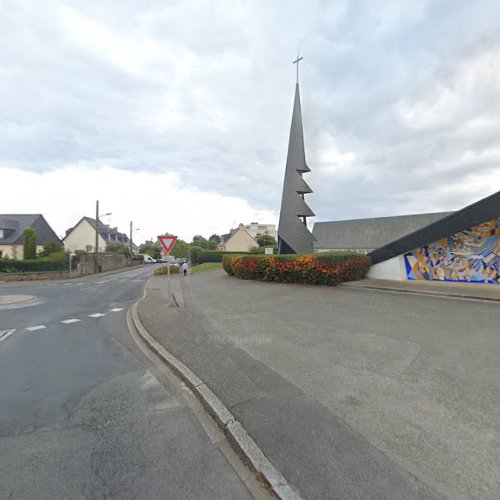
[0,0,499,229]
[0,166,277,242]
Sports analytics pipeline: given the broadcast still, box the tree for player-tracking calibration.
[106,243,123,253]
[192,235,208,249]
[208,234,221,250]
[171,238,190,258]
[23,227,37,260]
[115,247,130,257]
[139,242,160,259]
[256,234,278,249]
[39,239,63,257]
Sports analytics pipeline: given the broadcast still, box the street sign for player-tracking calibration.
[160,249,166,257]
[158,235,177,254]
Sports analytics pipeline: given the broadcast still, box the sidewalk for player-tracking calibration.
[344,277,500,302]
[136,270,499,500]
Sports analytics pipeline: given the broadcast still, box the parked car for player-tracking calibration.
[158,256,178,266]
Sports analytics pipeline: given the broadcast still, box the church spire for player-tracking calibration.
[277,57,315,254]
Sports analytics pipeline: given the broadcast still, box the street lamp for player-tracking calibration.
[130,222,140,256]
[95,200,112,272]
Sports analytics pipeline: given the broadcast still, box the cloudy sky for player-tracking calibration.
[1,0,499,243]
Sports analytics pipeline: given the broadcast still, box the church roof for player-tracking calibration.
[313,211,453,251]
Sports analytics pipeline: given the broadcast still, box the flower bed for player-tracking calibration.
[222,252,370,286]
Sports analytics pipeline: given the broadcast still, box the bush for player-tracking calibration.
[154,265,180,275]
[73,250,88,264]
[39,240,63,257]
[23,227,37,260]
[189,246,203,264]
[0,258,68,273]
[222,252,371,286]
[43,250,69,261]
[190,248,254,265]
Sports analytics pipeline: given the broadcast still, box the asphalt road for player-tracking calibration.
[0,267,256,499]
[138,270,500,500]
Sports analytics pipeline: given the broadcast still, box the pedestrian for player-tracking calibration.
[182,262,188,276]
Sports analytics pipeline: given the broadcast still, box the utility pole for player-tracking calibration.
[129,221,133,256]
[95,200,99,273]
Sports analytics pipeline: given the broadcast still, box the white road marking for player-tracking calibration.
[92,280,109,284]
[0,329,16,343]
[110,308,124,312]
[88,313,105,318]
[26,325,47,331]
[61,318,81,324]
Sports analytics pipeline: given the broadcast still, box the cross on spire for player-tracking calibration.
[293,53,303,84]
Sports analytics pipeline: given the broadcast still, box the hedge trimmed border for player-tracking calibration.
[222,252,370,286]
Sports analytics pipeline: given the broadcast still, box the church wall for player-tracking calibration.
[404,216,499,284]
[368,255,407,281]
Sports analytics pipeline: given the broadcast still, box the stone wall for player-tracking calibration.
[0,271,70,282]
[77,254,129,275]
[0,254,140,282]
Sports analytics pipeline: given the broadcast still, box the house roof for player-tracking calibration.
[369,190,500,264]
[0,214,61,245]
[64,217,129,245]
[218,225,257,248]
[313,211,453,251]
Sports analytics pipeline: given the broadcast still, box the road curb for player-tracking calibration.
[343,283,500,303]
[130,294,302,500]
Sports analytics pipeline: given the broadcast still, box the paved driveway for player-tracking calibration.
[184,270,500,500]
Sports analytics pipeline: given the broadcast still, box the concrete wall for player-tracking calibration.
[368,255,407,281]
[64,219,107,253]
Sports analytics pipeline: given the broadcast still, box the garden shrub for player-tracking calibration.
[222,252,371,286]
[0,258,68,273]
[154,265,180,275]
[23,227,37,260]
[191,249,254,265]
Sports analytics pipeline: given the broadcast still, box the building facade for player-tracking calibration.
[63,217,130,253]
[244,223,277,241]
[218,224,258,252]
[0,214,61,259]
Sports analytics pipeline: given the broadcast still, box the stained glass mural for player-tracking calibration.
[404,216,499,284]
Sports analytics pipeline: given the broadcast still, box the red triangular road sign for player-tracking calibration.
[157,235,177,254]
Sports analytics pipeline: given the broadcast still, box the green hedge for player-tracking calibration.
[189,247,254,265]
[0,258,69,273]
[222,252,371,286]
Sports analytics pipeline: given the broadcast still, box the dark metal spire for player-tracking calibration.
[277,58,315,254]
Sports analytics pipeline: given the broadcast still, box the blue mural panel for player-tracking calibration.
[404,216,499,284]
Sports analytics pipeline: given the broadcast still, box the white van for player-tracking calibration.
[143,254,156,264]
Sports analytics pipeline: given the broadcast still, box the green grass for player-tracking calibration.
[191,262,222,274]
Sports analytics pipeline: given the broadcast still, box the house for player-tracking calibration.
[313,212,453,254]
[244,222,278,241]
[0,214,62,259]
[218,224,258,252]
[368,191,499,284]
[63,217,130,253]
